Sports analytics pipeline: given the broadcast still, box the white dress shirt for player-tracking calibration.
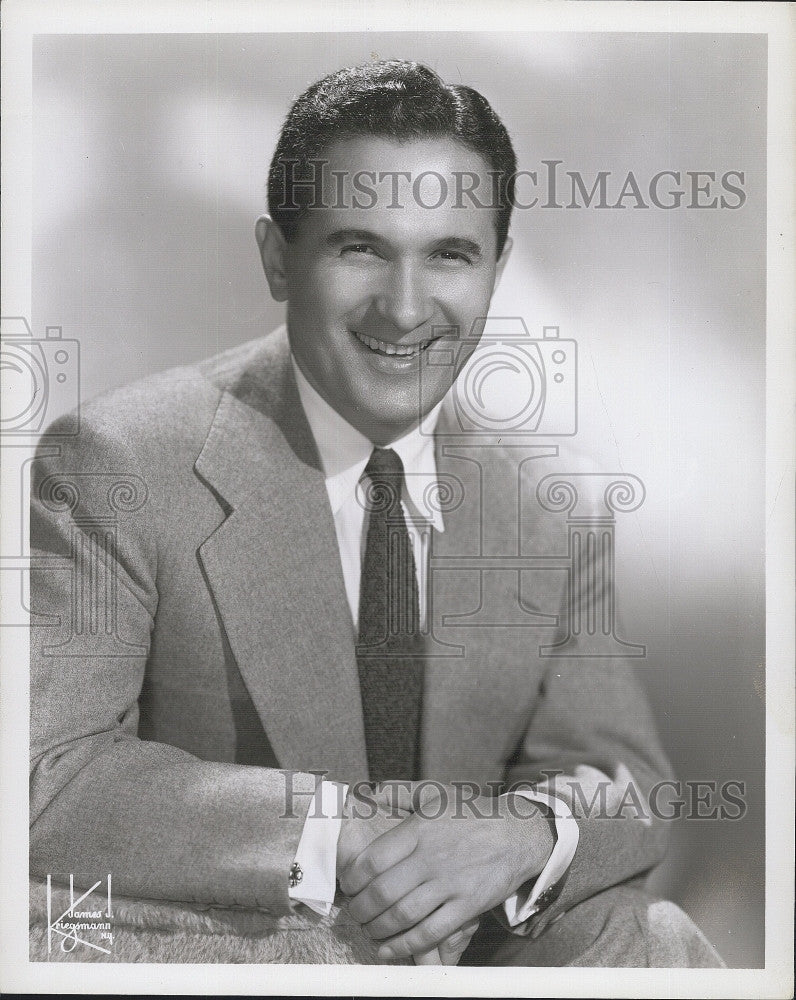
[293,358,443,630]
[287,358,578,930]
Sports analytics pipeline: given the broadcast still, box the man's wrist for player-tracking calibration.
[503,794,557,888]
[335,787,356,869]
[500,790,580,930]
[289,780,348,915]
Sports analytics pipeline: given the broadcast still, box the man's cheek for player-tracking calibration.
[317,284,368,321]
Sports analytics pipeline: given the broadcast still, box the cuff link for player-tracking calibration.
[535,886,556,909]
[526,884,560,920]
[288,862,304,888]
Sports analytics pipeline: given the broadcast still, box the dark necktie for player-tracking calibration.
[356,447,425,783]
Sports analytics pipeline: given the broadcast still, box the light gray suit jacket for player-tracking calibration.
[30,328,672,930]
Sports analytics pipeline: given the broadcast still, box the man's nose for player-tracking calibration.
[373,264,433,334]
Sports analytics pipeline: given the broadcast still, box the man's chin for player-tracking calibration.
[362,414,424,447]
[347,397,439,445]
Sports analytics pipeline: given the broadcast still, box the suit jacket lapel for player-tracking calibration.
[421,429,490,783]
[194,333,369,782]
[421,418,533,786]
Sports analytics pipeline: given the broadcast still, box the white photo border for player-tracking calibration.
[1,1,793,996]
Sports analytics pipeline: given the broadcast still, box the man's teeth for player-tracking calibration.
[353,330,429,356]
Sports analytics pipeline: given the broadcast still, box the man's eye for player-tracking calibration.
[434,250,471,264]
[342,244,375,255]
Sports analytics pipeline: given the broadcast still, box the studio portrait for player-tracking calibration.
[4,23,776,983]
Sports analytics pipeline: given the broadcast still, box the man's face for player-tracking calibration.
[257,136,510,445]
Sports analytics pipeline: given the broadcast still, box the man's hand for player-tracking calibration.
[336,784,410,871]
[337,783,481,964]
[338,783,554,961]
[412,917,480,965]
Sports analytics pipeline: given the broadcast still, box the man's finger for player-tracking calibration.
[347,857,429,926]
[362,880,442,938]
[338,817,417,896]
[376,902,464,961]
[411,946,442,965]
[436,918,480,965]
[366,781,417,814]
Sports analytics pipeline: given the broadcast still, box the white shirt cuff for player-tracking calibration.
[501,789,579,927]
[287,780,348,916]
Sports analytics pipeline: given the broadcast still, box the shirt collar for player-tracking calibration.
[292,356,445,531]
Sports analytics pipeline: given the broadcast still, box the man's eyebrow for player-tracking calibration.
[325,229,385,246]
[428,237,483,259]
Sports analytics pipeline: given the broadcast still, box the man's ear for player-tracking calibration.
[493,236,513,291]
[255,215,289,302]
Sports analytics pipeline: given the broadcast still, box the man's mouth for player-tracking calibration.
[351,329,435,357]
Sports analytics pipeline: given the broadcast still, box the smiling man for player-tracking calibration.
[29,60,723,968]
[256,133,508,447]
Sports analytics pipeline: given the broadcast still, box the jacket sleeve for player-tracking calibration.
[503,506,674,935]
[29,414,319,910]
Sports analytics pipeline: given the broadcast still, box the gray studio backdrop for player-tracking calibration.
[31,32,765,967]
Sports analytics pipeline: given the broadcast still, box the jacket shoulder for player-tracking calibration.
[43,330,288,457]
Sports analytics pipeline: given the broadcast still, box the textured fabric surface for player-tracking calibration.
[460,885,726,968]
[357,447,424,782]
[29,880,394,964]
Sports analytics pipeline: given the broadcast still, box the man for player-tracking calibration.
[29,60,723,967]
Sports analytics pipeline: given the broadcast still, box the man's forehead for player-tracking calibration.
[293,135,500,250]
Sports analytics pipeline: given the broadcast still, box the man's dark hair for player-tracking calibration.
[267,60,517,256]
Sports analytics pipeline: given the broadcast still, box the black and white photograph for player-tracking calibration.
[1,1,793,996]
